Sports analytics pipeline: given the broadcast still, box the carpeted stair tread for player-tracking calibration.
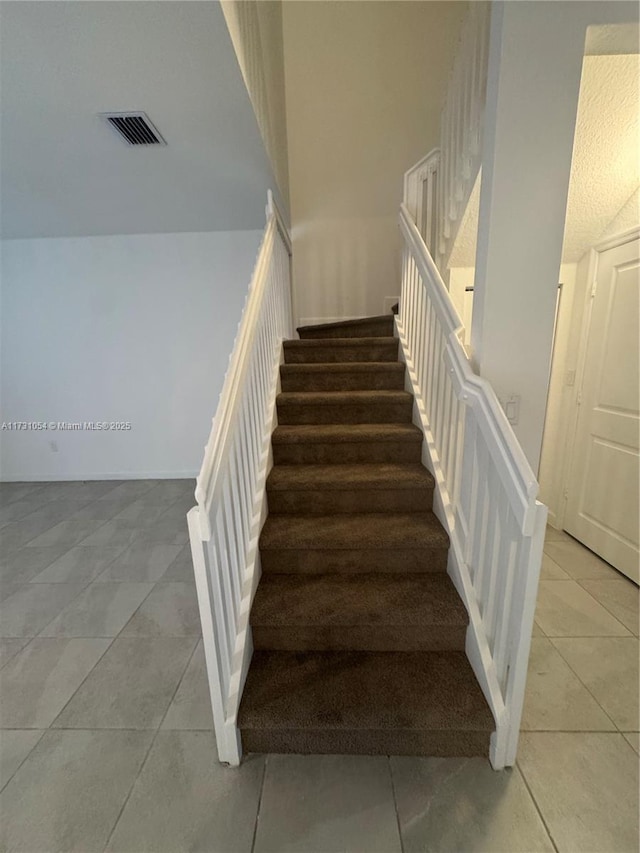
[280,362,405,392]
[284,338,398,364]
[277,391,413,425]
[284,337,396,350]
[251,574,467,629]
[272,424,423,445]
[260,512,448,550]
[297,315,394,339]
[271,424,424,464]
[278,390,411,406]
[267,463,434,492]
[281,363,404,376]
[238,650,494,748]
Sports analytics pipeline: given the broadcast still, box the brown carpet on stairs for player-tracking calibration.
[238,313,493,757]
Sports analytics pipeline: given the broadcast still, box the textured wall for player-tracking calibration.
[450,53,639,268]
[599,186,640,241]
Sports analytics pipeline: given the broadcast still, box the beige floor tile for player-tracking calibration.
[0,546,70,584]
[162,641,213,730]
[0,638,111,727]
[0,729,44,790]
[53,637,197,729]
[97,481,159,502]
[0,518,60,555]
[544,539,619,580]
[0,638,30,670]
[578,578,638,635]
[552,636,639,731]
[39,582,153,637]
[159,545,195,582]
[0,729,153,852]
[545,526,572,544]
[518,732,638,852]
[0,583,86,637]
[535,580,630,637]
[0,483,48,506]
[391,756,554,852]
[78,519,143,549]
[25,519,105,549]
[30,545,124,583]
[97,543,183,582]
[521,638,615,731]
[0,729,44,791]
[69,498,139,521]
[119,582,200,637]
[112,499,178,527]
[106,731,262,853]
[541,553,570,580]
[254,754,402,853]
[623,732,639,754]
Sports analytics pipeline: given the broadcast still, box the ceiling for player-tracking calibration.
[0,1,278,239]
[450,50,640,267]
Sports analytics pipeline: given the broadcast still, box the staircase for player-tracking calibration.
[237,315,494,756]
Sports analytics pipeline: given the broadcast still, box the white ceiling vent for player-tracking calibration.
[100,112,166,146]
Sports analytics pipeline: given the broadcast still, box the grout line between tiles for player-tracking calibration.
[0,728,46,795]
[45,636,117,728]
[0,636,34,672]
[100,633,199,852]
[387,755,406,853]
[250,755,268,853]
[547,638,628,733]
[574,578,639,633]
[0,578,98,640]
[28,541,129,585]
[516,758,560,853]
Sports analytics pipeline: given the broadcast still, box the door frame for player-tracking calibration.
[558,225,640,531]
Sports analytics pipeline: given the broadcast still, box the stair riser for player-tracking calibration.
[280,372,405,392]
[252,625,466,652]
[273,441,423,465]
[298,321,394,340]
[260,548,448,574]
[240,729,490,757]
[267,488,433,515]
[284,344,398,364]
[277,401,413,425]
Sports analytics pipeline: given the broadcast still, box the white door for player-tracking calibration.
[565,235,640,583]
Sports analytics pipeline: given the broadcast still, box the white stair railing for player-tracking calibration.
[404,149,440,258]
[397,201,547,769]
[436,1,490,272]
[188,191,292,765]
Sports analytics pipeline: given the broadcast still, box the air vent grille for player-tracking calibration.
[101,112,166,146]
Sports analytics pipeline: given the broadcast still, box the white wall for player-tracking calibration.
[1,2,278,240]
[221,0,290,210]
[448,267,475,346]
[470,0,638,471]
[0,230,262,481]
[537,262,579,525]
[282,1,467,325]
[600,186,640,241]
[539,189,640,526]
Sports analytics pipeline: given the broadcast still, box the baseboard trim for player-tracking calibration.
[0,470,198,483]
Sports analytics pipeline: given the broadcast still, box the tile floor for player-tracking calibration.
[0,479,638,852]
